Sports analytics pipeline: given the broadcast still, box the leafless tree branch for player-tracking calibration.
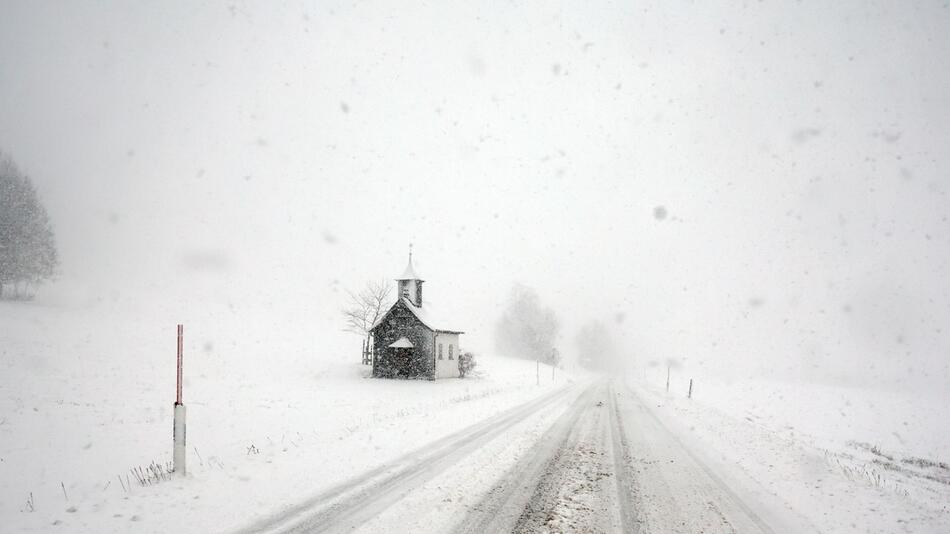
[342,279,393,340]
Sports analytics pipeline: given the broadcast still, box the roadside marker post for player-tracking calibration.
[173,324,187,477]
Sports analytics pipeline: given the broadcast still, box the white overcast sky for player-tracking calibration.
[1,1,949,387]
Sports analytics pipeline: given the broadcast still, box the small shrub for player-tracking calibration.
[459,351,477,378]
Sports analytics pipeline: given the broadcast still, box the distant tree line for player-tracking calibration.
[0,152,58,299]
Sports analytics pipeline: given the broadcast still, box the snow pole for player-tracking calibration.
[688,378,693,399]
[173,324,186,477]
[176,324,183,404]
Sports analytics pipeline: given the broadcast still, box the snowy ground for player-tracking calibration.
[0,299,572,533]
[630,375,950,533]
[252,376,950,534]
[5,296,949,534]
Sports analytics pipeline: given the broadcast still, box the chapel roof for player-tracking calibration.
[371,296,464,334]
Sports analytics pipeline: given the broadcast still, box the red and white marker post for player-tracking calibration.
[173,324,187,477]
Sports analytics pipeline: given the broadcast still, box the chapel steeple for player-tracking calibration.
[396,244,424,307]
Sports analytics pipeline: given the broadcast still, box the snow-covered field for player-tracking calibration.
[0,298,570,533]
[5,292,949,534]
[631,374,950,532]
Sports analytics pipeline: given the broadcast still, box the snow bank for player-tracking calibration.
[631,373,950,532]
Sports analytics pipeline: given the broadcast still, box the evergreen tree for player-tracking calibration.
[0,152,58,299]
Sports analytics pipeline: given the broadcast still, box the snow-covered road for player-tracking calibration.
[240,379,818,534]
[238,383,581,534]
[455,380,636,533]
[457,380,809,534]
[608,382,809,534]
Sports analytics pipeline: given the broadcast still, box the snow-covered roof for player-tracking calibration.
[371,297,464,334]
[388,337,414,348]
[396,257,423,281]
[403,297,463,334]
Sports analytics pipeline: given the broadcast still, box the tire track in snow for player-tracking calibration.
[606,381,639,533]
[619,381,778,534]
[511,386,621,534]
[452,383,600,534]
[457,380,638,534]
[237,382,581,534]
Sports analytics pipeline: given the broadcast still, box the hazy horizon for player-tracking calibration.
[2,0,949,390]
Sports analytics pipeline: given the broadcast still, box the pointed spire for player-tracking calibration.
[396,245,424,307]
[397,244,422,281]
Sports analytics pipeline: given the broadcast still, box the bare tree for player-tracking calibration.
[342,279,394,355]
[494,284,559,361]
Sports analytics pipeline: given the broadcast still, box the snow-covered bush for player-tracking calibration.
[459,351,477,378]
